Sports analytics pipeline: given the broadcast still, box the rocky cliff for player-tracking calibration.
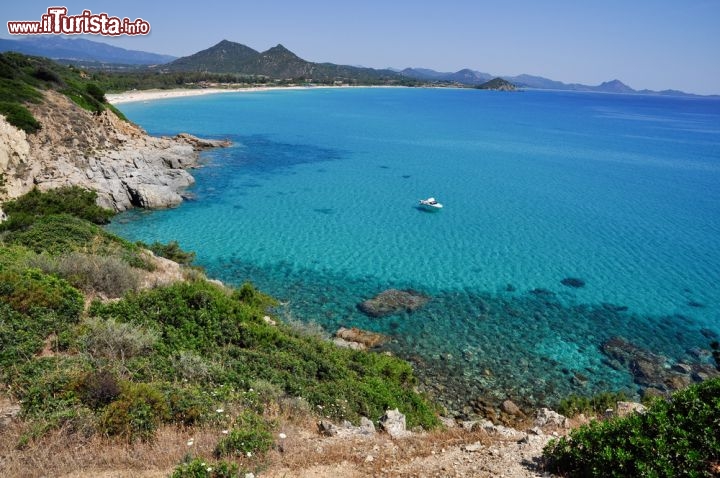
[0,89,227,212]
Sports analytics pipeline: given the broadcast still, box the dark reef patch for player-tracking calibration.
[561,277,586,288]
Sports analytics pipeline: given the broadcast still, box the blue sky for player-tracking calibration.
[3,1,719,95]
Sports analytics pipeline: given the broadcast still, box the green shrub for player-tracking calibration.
[14,356,89,418]
[171,458,240,478]
[164,384,214,426]
[0,267,83,321]
[0,101,41,133]
[141,240,196,265]
[4,213,152,269]
[85,83,107,104]
[543,378,720,477]
[172,350,213,382]
[100,381,169,442]
[89,280,439,430]
[30,252,140,298]
[214,410,274,458]
[81,316,158,363]
[1,186,114,227]
[557,391,628,417]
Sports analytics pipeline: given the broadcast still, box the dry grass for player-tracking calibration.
[261,423,495,478]
[0,407,500,478]
[0,387,550,478]
[1,421,201,477]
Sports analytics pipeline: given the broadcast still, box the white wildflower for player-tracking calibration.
[279,433,287,439]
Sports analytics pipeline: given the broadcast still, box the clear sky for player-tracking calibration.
[3,0,720,95]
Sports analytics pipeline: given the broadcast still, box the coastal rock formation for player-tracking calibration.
[0,90,228,211]
[358,289,429,317]
[601,336,719,395]
[333,327,387,350]
[379,408,411,438]
[318,417,376,438]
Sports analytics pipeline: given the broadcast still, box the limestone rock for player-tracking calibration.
[334,327,387,350]
[358,289,429,317]
[501,400,522,416]
[615,401,647,418]
[533,408,570,429]
[0,90,229,212]
[318,417,376,438]
[380,408,411,438]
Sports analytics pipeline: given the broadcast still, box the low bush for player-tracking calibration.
[30,252,140,298]
[164,384,214,427]
[543,378,720,477]
[80,316,158,364]
[100,381,169,442]
[0,267,83,321]
[0,101,41,133]
[171,458,240,478]
[141,239,196,265]
[214,410,274,458]
[557,391,628,417]
[0,186,114,227]
[4,213,152,269]
[89,280,440,429]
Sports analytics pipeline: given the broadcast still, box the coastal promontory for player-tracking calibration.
[0,53,228,212]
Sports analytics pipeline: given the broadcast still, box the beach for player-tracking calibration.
[106,85,345,105]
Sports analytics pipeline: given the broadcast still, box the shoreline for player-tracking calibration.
[106,85,398,105]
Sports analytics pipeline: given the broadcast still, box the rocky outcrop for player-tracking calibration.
[379,408,411,438]
[601,336,719,396]
[333,327,387,350]
[318,417,376,437]
[358,289,429,317]
[0,90,228,211]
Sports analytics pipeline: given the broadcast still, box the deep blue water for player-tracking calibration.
[109,88,720,411]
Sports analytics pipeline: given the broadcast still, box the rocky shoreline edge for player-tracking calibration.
[0,89,229,213]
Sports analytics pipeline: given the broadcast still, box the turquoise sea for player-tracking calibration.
[109,87,720,412]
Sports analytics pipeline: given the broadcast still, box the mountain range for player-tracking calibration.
[0,36,704,96]
[0,36,175,65]
[159,40,400,83]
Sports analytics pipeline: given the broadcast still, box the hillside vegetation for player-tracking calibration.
[0,187,439,475]
[0,52,124,134]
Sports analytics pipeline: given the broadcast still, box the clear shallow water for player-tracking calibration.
[110,88,720,411]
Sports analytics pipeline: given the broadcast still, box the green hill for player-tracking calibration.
[161,39,403,83]
[476,77,517,91]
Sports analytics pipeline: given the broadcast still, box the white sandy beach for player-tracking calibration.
[105,85,407,105]
[106,85,347,105]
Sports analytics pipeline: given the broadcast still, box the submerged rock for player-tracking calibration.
[357,289,429,317]
[333,327,387,350]
[560,277,586,288]
[601,336,719,394]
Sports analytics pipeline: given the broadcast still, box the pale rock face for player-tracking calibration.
[0,115,32,199]
[0,90,228,211]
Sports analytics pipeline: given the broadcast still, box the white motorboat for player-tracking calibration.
[418,197,443,211]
